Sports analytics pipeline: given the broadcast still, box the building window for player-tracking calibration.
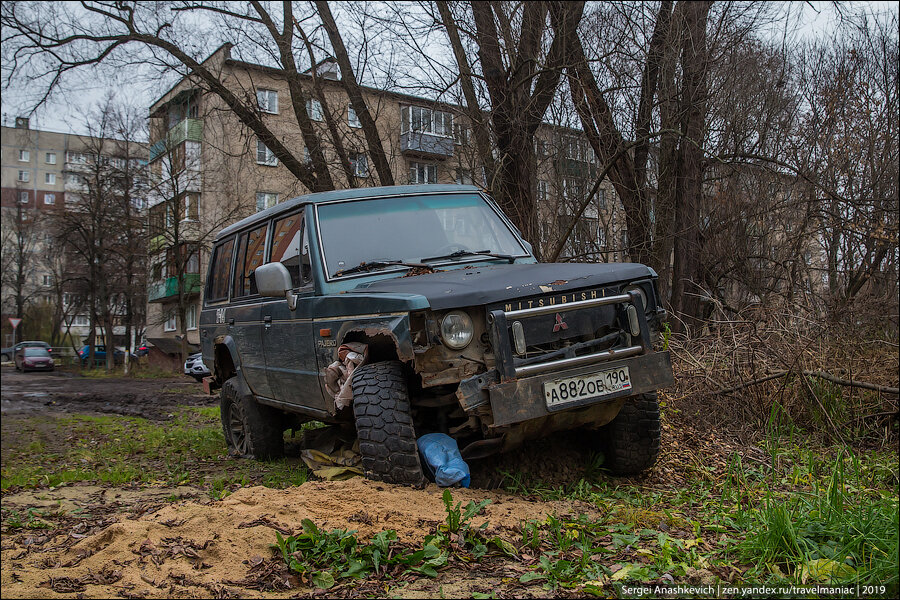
[164,311,177,332]
[182,193,199,221]
[456,169,472,185]
[186,304,198,330]
[306,98,323,121]
[598,188,606,210]
[401,106,453,137]
[45,152,57,164]
[453,123,469,145]
[45,172,56,185]
[598,227,607,248]
[348,104,361,128]
[537,180,548,202]
[18,170,29,182]
[350,153,368,177]
[256,88,278,114]
[409,161,437,184]
[18,191,28,203]
[66,151,87,164]
[44,193,55,205]
[256,140,278,166]
[73,315,89,327]
[256,192,278,212]
[42,274,52,286]
[18,149,30,162]
[303,147,311,165]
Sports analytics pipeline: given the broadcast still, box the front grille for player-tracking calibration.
[487,290,651,379]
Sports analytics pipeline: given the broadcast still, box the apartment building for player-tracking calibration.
[1,118,147,348]
[144,44,625,359]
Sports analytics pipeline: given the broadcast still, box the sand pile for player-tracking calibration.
[2,478,597,599]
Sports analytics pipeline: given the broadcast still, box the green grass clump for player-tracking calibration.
[738,452,899,591]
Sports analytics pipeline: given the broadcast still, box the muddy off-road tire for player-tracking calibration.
[599,392,661,475]
[351,361,426,487]
[220,376,284,460]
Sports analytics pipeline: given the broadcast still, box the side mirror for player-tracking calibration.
[254,262,297,310]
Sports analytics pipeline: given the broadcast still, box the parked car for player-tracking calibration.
[78,345,136,366]
[184,352,211,381]
[2,341,51,363]
[15,346,54,372]
[135,344,150,357]
[200,185,674,486]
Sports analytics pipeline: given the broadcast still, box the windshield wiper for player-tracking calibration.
[420,249,516,264]
[333,260,428,278]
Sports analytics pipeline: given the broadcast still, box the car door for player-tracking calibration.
[262,210,329,414]
[229,223,273,397]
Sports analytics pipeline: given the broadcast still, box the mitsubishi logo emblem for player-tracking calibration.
[553,313,568,332]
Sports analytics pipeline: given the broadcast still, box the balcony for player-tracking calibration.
[149,118,204,162]
[400,131,454,159]
[148,273,202,303]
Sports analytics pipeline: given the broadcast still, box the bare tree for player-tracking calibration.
[0,192,44,337]
[2,1,395,192]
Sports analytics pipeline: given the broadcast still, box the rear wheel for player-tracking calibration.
[220,376,284,460]
[351,361,425,486]
[598,393,661,475]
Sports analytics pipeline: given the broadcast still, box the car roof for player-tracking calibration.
[215,184,483,240]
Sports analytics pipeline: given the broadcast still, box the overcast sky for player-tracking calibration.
[2,1,897,137]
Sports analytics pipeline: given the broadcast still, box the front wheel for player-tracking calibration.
[597,393,661,475]
[220,376,284,460]
[351,361,425,486]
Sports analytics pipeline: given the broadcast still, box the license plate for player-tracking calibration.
[544,366,631,408]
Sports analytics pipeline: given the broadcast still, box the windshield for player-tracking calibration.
[24,348,50,357]
[317,193,527,277]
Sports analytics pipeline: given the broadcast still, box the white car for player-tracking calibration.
[184,352,211,381]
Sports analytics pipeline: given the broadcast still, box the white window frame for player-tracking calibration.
[402,106,454,138]
[164,312,177,332]
[350,153,368,177]
[409,161,437,184]
[42,274,52,286]
[456,169,473,185]
[45,152,57,165]
[45,172,56,185]
[306,98,323,121]
[347,104,361,128]
[44,193,55,205]
[18,149,30,162]
[18,170,29,182]
[186,304,198,331]
[537,180,549,202]
[256,140,278,166]
[73,315,89,327]
[256,192,278,212]
[256,88,278,114]
[66,151,87,164]
[18,191,28,204]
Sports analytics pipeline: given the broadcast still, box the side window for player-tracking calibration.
[270,211,311,288]
[233,224,268,298]
[207,238,235,302]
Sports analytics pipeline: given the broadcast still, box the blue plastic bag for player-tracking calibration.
[417,433,471,488]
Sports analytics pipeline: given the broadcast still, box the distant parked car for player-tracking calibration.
[2,341,51,363]
[15,347,54,372]
[184,352,211,381]
[135,344,150,357]
[78,345,136,366]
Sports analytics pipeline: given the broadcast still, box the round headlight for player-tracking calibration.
[440,310,474,350]
[624,285,648,310]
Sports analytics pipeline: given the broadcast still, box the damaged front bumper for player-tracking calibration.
[457,288,675,430]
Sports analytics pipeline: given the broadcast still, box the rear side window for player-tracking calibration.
[207,238,235,302]
[270,211,311,288]
[233,224,268,298]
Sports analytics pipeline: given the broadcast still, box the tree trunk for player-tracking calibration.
[669,0,712,332]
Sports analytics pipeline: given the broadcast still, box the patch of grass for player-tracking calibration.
[738,450,899,590]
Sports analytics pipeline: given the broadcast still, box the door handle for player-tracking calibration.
[264,315,272,329]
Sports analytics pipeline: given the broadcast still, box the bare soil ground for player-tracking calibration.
[4,366,882,598]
